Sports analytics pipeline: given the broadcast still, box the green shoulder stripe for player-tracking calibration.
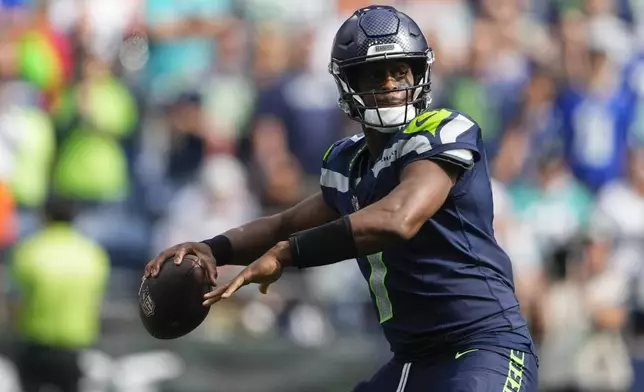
[403,109,453,136]
[322,142,335,162]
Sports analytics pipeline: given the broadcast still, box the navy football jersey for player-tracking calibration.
[320,109,533,362]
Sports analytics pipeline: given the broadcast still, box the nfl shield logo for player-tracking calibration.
[139,279,156,318]
[351,195,360,211]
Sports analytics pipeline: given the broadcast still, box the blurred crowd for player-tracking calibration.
[0,0,644,391]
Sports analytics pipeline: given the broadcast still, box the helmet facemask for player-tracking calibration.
[330,50,434,133]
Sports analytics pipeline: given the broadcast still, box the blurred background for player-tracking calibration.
[0,0,643,391]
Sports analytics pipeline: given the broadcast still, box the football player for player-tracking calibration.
[145,5,538,391]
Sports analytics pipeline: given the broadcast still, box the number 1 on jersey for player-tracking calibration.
[367,252,393,323]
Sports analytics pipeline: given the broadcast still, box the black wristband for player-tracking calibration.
[201,235,233,266]
[288,216,358,269]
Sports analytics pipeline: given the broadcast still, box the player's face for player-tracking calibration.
[355,60,414,107]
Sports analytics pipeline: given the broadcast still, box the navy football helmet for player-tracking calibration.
[329,5,434,132]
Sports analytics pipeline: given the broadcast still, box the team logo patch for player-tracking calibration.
[139,278,156,318]
[415,111,437,127]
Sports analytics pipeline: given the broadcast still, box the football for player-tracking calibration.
[139,254,212,339]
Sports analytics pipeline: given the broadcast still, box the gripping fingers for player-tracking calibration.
[143,264,152,278]
[147,255,165,277]
[174,248,188,265]
[207,269,217,287]
[196,251,217,286]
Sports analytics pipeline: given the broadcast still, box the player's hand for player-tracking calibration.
[144,242,218,286]
[202,242,290,306]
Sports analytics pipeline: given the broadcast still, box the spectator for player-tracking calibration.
[490,178,543,337]
[494,67,560,184]
[539,236,632,392]
[6,196,109,392]
[152,154,260,253]
[590,144,644,331]
[509,140,593,275]
[249,26,350,208]
[163,93,209,186]
[555,19,633,192]
[443,17,525,157]
[143,0,233,106]
[0,82,57,237]
[52,54,136,202]
[201,22,255,153]
[584,0,633,65]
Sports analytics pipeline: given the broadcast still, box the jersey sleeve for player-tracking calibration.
[397,109,481,172]
[319,140,345,213]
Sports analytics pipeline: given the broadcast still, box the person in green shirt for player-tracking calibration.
[7,197,109,392]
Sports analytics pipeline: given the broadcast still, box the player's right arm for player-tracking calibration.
[216,192,339,266]
[143,192,339,284]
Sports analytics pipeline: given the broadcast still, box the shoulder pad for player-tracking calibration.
[322,134,365,166]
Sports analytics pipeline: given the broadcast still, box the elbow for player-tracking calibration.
[383,213,422,242]
[352,201,429,245]
[391,219,421,241]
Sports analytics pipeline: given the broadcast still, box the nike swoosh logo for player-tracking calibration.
[454,349,479,360]
[415,111,437,127]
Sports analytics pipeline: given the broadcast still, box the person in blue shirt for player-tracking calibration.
[555,46,634,193]
[145,6,538,391]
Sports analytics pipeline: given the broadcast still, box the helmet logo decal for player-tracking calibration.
[373,44,395,53]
